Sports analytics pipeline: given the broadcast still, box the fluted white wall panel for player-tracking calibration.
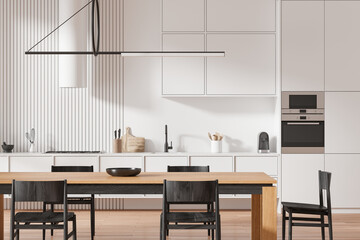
[0,0,123,153]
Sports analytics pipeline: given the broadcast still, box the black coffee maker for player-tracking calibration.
[258,132,270,153]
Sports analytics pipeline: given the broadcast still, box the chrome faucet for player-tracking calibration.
[164,125,173,152]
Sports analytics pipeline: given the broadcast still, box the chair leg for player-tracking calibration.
[91,195,95,239]
[207,203,211,236]
[73,215,77,240]
[328,213,334,240]
[212,222,215,240]
[42,223,46,240]
[288,211,293,240]
[216,215,221,240]
[51,203,54,236]
[15,229,19,240]
[320,214,325,240]
[282,208,286,240]
[160,215,163,240]
[10,221,14,240]
[161,214,167,240]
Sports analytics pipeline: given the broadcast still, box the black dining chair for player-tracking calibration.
[10,180,77,240]
[167,165,212,236]
[51,166,95,239]
[282,170,333,240]
[160,180,221,240]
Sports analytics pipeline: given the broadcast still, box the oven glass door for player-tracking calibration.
[289,95,317,109]
[282,121,324,147]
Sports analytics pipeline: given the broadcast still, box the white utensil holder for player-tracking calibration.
[29,143,35,153]
[211,141,222,153]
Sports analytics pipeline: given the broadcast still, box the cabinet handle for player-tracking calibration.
[287,122,320,125]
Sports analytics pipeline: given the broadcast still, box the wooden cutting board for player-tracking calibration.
[121,127,145,152]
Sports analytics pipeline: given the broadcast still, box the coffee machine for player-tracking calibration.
[258,132,270,153]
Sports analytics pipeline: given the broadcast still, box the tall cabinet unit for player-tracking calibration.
[281,1,324,91]
[162,0,277,96]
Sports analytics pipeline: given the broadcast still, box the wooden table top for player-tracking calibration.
[0,172,276,185]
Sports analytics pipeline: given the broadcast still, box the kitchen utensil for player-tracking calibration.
[25,132,32,143]
[106,168,141,177]
[118,129,121,138]
[208,132,212,140]
[121,127,145,152]
[1,143,14,153]
[212,135,218,141]
[114,130,117,139]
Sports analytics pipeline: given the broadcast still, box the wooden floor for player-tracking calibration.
[2,210,360,239]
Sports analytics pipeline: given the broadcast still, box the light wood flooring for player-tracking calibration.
[3,210,360,239]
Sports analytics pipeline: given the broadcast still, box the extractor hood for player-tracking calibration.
[25,0,225,58]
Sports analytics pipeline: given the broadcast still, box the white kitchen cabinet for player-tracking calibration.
[162,0,204,31]
[325,154,360,208]
[207,34,276,95]
[282,154,324,204]
[325,92,360,153]
[100,157,143,171]
[207,0,276,32]
[10,157,53,172]
[0,157,8,172]
[145,156,188,172]
[162,34,205,95]
[55,156,99,172]
[281,1,324,91]
[190,157,233,172]
[325,1,360,91]
[236,157,277,176]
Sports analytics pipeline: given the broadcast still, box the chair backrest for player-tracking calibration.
[167,166,210,172]
[12,180,66,203]
[318,170,332,209]
[164,180,218,204]
[52,165,94,172]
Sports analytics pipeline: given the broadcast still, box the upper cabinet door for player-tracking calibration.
[325,1,360,91]
[281,1,324,91]
[207,34,276,95]
[163,0,205,31]
[207,0,276,32]
[162,34,205,95]
[325,92,360,153]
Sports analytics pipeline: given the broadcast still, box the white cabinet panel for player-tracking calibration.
[162,34,205,95]
[207,0,275,31]
[190,157,233,172]
[236,157,277,176]
[163,0,204,31]
[207,34,276,95]
[100,157,143,172]
[145,156,188,172]
[325,154,360,208]
[325,1,360,91]
[282,1,324,91]
[0,157,8,172]
[282,154,324,204]
[10,157,53,172]
[325,92,360,153]
[55,156,99,172]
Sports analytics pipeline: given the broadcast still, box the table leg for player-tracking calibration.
[251,187,277,240]
[0,194,3,240]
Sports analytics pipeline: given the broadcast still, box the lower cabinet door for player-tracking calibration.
[325,154,360,208]
[282,154,324,204]
[0,157,8,172]
[190,156,233,172]
[145,156,188,172]
[10,156,53,172]
[55,156,99,172]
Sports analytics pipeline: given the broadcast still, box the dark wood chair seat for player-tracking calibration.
[282,202,328,213]
[15,211,75,223]
[163,212,216,223]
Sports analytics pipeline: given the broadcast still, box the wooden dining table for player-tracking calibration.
[0,172,277,240]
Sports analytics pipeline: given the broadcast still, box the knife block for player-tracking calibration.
[112,139,122,153]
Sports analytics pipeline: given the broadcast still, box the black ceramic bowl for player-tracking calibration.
[106,168,141,177]
[1,144,14,153]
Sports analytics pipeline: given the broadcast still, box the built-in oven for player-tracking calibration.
[281,92,325,154]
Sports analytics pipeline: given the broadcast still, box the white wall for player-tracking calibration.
[0,0,279,153]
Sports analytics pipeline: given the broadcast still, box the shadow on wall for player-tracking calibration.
[165,97,276,114]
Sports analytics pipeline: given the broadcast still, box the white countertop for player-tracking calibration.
[0,152,279,157]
